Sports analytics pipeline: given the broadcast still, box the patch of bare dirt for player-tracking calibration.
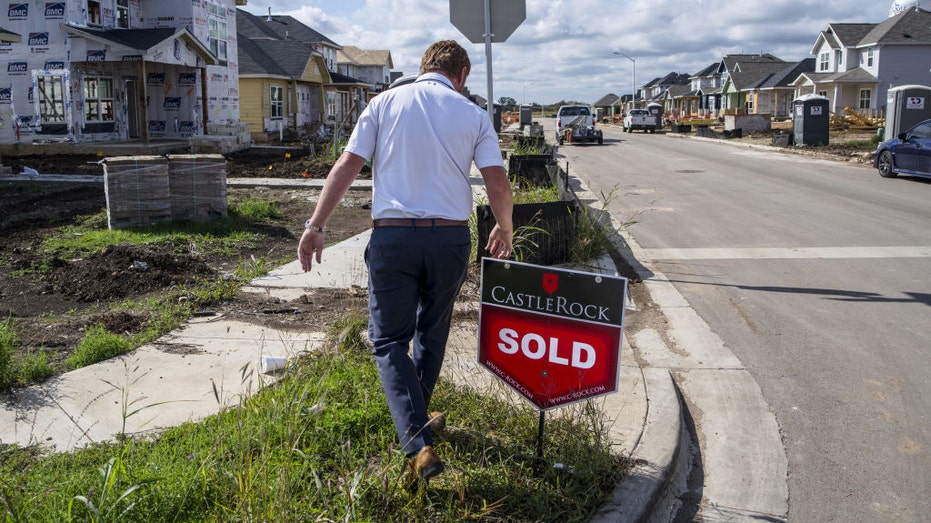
[731,127,879,164]
[1,148,371,181]
[224,148,372,179]
[0,163,372,378]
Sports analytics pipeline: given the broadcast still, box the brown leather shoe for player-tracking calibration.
[409,445,444,481]
[427,411,446,433]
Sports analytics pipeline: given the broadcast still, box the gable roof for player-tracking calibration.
[793,67,879,87]
[642,77,661,88]
[823,23,875,47]
[235,9,334,83]
[238,37,332,82]
[690,62,720,78]
[62,25,217,64]
[593,93,620,107]
[338,46,393,69]
[656,72,691,86]
[236,9,341,48]
[328,71,368,86]
[860,5,931,44]
[728,61,793,90]
[813,6,931,54]
[718,53,785,75]
[754,58,816,89]
[663,84,692,98]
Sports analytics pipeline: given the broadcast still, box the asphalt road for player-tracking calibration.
[555,123,931,522]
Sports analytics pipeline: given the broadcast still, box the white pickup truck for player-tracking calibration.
[623,109,656,133]
[555,105,603,145]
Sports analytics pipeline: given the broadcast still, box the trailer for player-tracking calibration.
[555,105,604,145]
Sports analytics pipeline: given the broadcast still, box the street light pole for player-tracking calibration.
[614,51,636,110]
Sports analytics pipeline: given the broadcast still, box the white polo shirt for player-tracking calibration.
[344,72,504,221]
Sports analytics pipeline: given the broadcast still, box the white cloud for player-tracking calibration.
[240,0,896,105]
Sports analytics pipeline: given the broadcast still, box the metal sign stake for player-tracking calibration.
[536,410,545,458]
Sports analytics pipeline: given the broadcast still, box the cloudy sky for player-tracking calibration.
[239,0,905,106]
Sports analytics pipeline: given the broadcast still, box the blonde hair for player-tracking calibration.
[419,40,470,78]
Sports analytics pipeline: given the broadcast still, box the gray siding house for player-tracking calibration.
[792,6,931,117]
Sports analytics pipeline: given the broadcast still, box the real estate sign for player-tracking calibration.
[478,258,627,411]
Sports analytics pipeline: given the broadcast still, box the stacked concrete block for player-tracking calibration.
[167,154,228,222]
[102,156,172,229]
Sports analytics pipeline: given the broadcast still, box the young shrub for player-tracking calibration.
[0,317,16,389]
[65,325,133,369]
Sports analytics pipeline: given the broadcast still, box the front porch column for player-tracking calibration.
[141,60,149,143]
[200,67,209,135]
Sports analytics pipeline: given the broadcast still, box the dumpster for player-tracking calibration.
[885,85,931,140]
[792,94,830,146]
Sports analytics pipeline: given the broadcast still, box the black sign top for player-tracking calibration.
[480,258,627,326]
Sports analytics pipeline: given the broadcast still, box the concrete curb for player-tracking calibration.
[567,171,689,522]
[590,368,688,523]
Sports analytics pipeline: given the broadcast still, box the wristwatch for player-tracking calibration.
[304,219,325,232]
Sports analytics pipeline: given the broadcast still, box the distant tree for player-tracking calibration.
[498,96,517,110]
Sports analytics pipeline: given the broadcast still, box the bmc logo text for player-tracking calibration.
[163,97,181,110]
[28,33,49,46]
[179,121,195,135]
[43,60,64,70]
[44,2,65,18]
[86,50,105,62]
[7,62,27,73]
[0,88,11,103]
[8,4,27,19]
[148,120,166,133]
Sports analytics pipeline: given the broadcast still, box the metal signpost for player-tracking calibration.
[478,258,628,457]
[449,0,525,114]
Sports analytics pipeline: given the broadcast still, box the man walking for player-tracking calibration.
[298,40,513,483]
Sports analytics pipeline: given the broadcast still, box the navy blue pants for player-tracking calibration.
[365,225,470,457]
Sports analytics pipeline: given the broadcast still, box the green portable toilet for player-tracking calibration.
[792,94,830,146]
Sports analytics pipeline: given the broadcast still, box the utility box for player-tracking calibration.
[885,85,931,139]
[647,103,663,128]
[519,104,533,126]
[792,94,830,146]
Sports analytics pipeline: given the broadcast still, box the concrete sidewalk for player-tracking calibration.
[0,173,686,523]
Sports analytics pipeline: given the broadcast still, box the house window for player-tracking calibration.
[37,75,65,122]
[859,89,871,109]
[270,86,283,119]
[326,91,337,120]
[116,0,129,29]
[818,90,828,98]
[819,52,830,71]
[207,3,228,60]
[86,0,101,26]
[84,77,114,122]
[867,47,874,67]
[835,50,843,68]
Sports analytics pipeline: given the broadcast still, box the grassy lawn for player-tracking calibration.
[0,317,628,522]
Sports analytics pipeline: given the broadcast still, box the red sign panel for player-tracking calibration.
[478,258,627,410]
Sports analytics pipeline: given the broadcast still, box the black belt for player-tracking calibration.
[372,218,468,228]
